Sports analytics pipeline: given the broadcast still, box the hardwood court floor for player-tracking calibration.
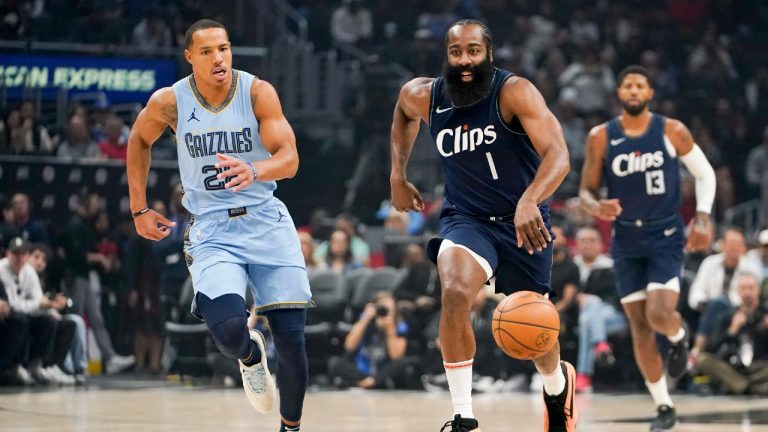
[1,380,768,431]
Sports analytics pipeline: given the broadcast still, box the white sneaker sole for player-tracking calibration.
[240,330,277,414]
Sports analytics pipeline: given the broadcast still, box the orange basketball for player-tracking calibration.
[492,291,560,360]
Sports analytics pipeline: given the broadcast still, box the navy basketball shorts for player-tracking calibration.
[611,214,685,304]
[426,207,554,297]
[184,196,313,314]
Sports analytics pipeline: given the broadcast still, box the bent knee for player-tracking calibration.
[645,308,671,329]
[441,284,476,312]
[209,316,250,359]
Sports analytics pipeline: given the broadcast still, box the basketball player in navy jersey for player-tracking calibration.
[127,20,310,432]
[391,20,574,432]
[579,65,715,431]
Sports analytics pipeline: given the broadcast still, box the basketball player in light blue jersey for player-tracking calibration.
[127,19,310,432]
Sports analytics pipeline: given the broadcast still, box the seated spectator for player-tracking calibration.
[695,272,768,395]
[689,228,762,358]
[314,214,370,267]
[0,277,31,385]
[327,292,418,389]
[97,115,128,161]
[56,114,100,160]
[0,237,73,384]
[5,192,49,244]
[323,229,363,275]
[1,107,54,156]
[29,243,87,384]
[572,227,627,393]
[297,231,320,276]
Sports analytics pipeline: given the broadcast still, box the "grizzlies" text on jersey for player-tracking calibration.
[172,69,276,215]
[183,128,253,158]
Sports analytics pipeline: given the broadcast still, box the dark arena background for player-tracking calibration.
[1,1,768,431]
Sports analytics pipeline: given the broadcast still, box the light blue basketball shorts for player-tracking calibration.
[183,196,312,313]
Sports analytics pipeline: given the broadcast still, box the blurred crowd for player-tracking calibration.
[1,0,768,398]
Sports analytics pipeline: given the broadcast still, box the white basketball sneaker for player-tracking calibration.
[239,329,276,414]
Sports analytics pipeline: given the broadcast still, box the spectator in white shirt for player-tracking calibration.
[688,228,762,357]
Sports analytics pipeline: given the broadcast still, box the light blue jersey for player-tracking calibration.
[173,69,312,312]
[173,69,276,216]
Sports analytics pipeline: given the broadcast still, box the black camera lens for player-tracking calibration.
[376,305,389,317]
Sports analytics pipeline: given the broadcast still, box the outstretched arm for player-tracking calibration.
[127,88,177,240]
[390,78,432,212]
[501,77,570,253]
[216,79,298,191]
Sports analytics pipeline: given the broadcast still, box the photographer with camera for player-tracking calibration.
[327,292,420,389]
[695,271,768,395]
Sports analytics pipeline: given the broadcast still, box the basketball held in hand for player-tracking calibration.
[492,291,560,360]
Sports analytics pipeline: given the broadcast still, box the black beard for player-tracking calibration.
[443,58,494,107]
[622,99,648,116]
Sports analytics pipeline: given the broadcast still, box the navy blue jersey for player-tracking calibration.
[604,113,681,221]
[428,68,545,217]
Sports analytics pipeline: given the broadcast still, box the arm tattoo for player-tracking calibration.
[162,103,178,127]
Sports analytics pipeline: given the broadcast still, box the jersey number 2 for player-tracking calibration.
[645,170,665,195]
[485,152,499,180]
[202,165,233,191]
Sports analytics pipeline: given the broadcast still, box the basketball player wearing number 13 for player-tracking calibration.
[579,66,716,431]
[390,20,574,431]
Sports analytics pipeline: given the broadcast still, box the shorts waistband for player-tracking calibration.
[478,203,546,223]
[615,213,678,228]
[485,213,515,223]
[192,202,268,221]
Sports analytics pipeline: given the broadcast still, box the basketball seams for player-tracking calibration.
[492,318,560,332]
[492,290,560,359]
[499,297,557,314]
[494,327,545,354]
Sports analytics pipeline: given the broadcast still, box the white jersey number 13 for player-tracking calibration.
[645,170,665,195]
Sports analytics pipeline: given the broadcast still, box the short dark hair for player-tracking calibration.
[185,19,228,49]
[617,65,653,88]
[445,19,493,53]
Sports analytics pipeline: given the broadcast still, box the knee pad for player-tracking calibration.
[265,308,306,334]
[195,293,250,359]
[266,309,307,360]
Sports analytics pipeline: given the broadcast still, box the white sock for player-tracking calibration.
[538,362,566,396]
[444,359,474,419]
[645,376,674,407]
[667,326,686,344]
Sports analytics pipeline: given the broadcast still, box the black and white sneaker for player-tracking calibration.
[440,414,480,432]
[666,321,689,378]
[650,404,676,431]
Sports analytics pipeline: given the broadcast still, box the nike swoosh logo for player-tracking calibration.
[610,137,627,146]
[664,227,677,236]
[435,106,452,113]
